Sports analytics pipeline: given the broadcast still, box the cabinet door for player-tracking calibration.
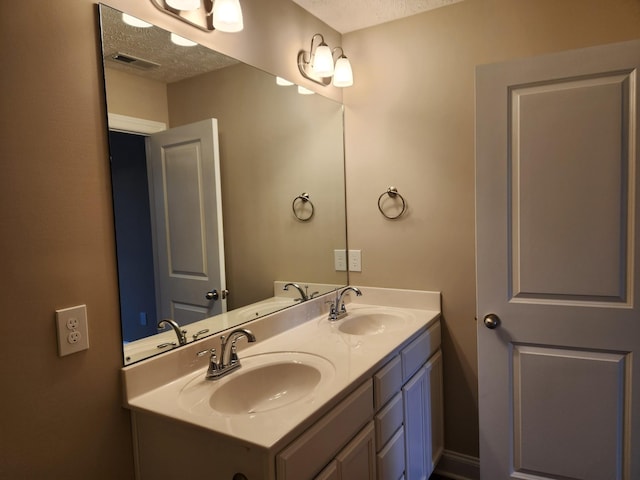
[403,366,430,480]
[336,421,376,479]
[402,350,444,480]
[315,461,339,480]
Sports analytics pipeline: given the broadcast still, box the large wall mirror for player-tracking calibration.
[98,5,348,365]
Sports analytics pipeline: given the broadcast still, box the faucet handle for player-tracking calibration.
[192,328,210,340]
[197,347,217,358]
[208,348,220,372]
[229,342,239,365]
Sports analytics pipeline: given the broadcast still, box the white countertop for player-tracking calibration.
[122,288,441,451]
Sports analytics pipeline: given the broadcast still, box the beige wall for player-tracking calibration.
[0,0,338,478]
[105,68,170,125]
[343,0,640,457]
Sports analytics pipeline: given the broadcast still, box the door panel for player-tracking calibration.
[476,39,640,480]
[163,140,209,277]
[512,345,630,479]
[510,72,633,303]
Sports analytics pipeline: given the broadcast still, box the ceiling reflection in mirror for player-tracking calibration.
[98,5,348,365]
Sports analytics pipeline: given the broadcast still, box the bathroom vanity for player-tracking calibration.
[121,287,442,479]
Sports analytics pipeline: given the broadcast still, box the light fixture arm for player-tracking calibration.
[332,46,345,59]
[298,33,333,86]
[150,0,214,31]
[309,33,326,54]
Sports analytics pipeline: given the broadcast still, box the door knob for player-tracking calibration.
[205,289,229,300]
[483,313,501,329]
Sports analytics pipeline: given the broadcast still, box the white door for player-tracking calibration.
[146,118,226,325]
[476,39,640,479]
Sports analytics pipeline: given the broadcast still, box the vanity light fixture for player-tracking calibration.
[150,0,243,33]
[298,33,354,88]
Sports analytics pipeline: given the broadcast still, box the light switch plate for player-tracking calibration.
[56,305,89,356]
[334,249,347,271]
[349,249,362,272]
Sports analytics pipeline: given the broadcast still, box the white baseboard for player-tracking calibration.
[434,449,480,480]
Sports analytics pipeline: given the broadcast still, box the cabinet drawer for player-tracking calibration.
[376,426,405,480]
[374,392,403,450]
[373,355,402,410]
[401,321,441,382]
[277,380,374,480]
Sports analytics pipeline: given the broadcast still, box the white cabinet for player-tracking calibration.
[403,350,443,480]
[373,321,443,480]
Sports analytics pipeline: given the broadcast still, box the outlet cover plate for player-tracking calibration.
[56,305,89,356]
[348,249,362,272]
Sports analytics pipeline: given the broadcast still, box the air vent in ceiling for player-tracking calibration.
[108,52,160,70]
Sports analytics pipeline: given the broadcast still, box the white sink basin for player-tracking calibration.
[337,310,406,335]
[179,351,335,416]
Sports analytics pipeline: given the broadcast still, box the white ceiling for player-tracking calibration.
[290,0,464,34]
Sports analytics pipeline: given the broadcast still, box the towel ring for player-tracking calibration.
[292,192,315,221]
[377,187,406,219]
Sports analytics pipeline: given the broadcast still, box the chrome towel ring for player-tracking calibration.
[292,192,315,221]
[377,186,406,219]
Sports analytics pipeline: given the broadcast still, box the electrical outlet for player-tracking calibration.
[334,249,347,271]
[66,317,79,330]
[67,331,81,344]
[56,305,90,356]
[348,249,362,272]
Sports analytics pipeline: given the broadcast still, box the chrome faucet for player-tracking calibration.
[328,286,362,321]
[283,282,310,302]
[205,328,256,380]
[157,319,187,346]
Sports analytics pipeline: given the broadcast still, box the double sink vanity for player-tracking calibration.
[122,286,443,479]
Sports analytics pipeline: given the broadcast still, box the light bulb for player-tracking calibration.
[122,13,152,28]
[297,86,315,95]
[212,0,244,33]
[332,56,353,87]
[165,0,201,10]
[312,44,334,77]
[276,77,294,86]
[170,33,197,46]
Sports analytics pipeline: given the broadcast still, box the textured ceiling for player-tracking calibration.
[100,6,237,84]
[290,0,464,33]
